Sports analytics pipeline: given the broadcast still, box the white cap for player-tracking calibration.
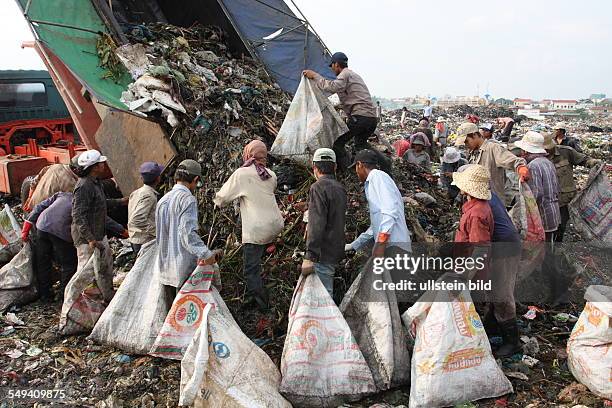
[514,131,547,154]
[436,116,445,122]
[78,149,107,169]
[442,147,462,163]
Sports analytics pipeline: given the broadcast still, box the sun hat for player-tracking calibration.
[442,147,462,164]
[553,122,566,130]
[77,149,107,169]
[436,116,445,122]
[514,131,547,154]
[454,122,479,146]
[542,134,556,150]
[313,148,336,163]
[451,164,491,200]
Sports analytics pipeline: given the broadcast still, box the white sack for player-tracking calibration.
[0,243,33,290]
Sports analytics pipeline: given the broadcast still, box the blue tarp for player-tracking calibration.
[218,0,335,94]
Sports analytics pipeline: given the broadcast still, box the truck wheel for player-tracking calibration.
[21,176,35,208]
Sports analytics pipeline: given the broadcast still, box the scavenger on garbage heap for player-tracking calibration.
[300,148,347,298]
[302,52,378,169]
[440,147,467,200]
[515,132,566,305]
[71,150,128,303]
[415,118,435,158]
[156,160,222,298]
[423,99,433,122]
[128,162,163,255]
[553,123,582,153]
[403,133,432,171]
[542,134,600,242]
[495,117,515,142]
[214,140,284,310]
[455,122,530,199]
[434,116,449,149]
[345,149,411,257]
[479,123,496,141]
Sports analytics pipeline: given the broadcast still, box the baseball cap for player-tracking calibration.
[454,122,480,146]
[480,123,494,132]
[78,149,107,169]
[139,162,164,181]
[329,52,348,67]
[176,159,202,178]
[313,148,336,163]
[349,149,379,168]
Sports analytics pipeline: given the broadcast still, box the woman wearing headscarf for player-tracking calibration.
[214,140,284,310]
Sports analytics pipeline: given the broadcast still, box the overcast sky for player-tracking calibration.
[1,0,610,100]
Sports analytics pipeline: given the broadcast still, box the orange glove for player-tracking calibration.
[517,165,530,182]
[21,221,33,242]
[121,229,129,239]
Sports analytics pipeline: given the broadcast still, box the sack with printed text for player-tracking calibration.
[280,274,376,407]
[402,281,513,408]
[569,163,611,243]
[567,285,612,399]
[271,77,348,165]
[509,182,545,277]
[150,261,216,359]
[179,287,291,407]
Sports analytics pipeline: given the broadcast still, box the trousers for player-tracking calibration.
[243,243,266,294]
[35,230,78,298]
[333,115,377,168]
[555,205,570,242]
[314,263,336,298]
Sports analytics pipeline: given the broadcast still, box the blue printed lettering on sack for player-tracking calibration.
[212,342,230,358]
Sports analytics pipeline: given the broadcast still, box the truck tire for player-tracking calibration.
[21,176,35,208]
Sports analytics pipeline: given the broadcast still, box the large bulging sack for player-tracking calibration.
[59,248,110,335]
[569,163,611,243]
[180,288,291,408]
[402,285,513,408]
[280,274,376,407]
[0,243,33,290]
[509,182,545,277]
[567,285,612,399]
[27,164,78,210]
[271,77,348,164]
[150,262,217,359]
[0,205,22,262]
[339,260,411,391]
[89,242,172,354]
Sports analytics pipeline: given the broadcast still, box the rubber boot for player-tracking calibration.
[494,318,521,358]
[483,308,500,336]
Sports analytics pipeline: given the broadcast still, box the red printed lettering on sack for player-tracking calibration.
[442,348,485,372]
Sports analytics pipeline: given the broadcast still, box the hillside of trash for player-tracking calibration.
[0,22,611,408]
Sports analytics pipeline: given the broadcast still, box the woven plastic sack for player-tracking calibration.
[26,164,77,210]
[179,288,291,408]
[280,274,376,407]
[271,77,348,165]
[567,285,612,399]
[509,182,545,277]
[339,259,411,391]
[0,243,33,290]
[0,205,21,251]
[569,163,611,243]
[59,248,107,335]
[402,283,513,408]
[150,261,216,360]
[89,241,172,354]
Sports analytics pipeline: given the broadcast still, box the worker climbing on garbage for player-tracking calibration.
[495,117,515,141]
[21,156,126,302]
[455,122,530,199]
[156,159,222,300]
[345,149,411,258]
[403,133,431,171]
[553,123,582,152]
[302,52,378,170]
[543,134,601,242]
[127,162,163,255]
[214,140,284,310]
[514,131,564,305]
[422,100,433,122]
[300,148,347,298]
[440,147,468,200]
[71,150,128,303]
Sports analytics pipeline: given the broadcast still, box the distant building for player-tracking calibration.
[494,98,513,106]
[436,96,486,107]
[590,93,606,103]
[551,99,577,110]
[589,106,610,116]
[513,98,533,107]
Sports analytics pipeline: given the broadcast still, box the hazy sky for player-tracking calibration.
[1,0,610,100]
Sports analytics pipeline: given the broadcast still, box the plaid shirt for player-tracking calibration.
[526,155,561,232]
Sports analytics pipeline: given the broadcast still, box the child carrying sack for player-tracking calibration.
[402,282,513,408]
[59,248,108,335]
[180,288,291,408]
[339,258,411,391]
[150,261,216,360]
[280,274,376,407]
[89,241,172,354]
[567,285,612,399]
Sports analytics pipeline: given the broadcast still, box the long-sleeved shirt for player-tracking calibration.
[305,175,347,264]
[423,106,433,118]
[128,184,159,245]
[434,126,449,146]
[489,193,520,243]
[313,69,377,118]
[455,198,494,243]
[351,169,411,252]
[213,165,284,245]
[156,184,213,287]
[557,136,582,153]
[71,176,123,245]
[526,155,561,232]
[29,192,124,243]
[468,140,526,199]
[403,149,431,171]
[550,145,588,206]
